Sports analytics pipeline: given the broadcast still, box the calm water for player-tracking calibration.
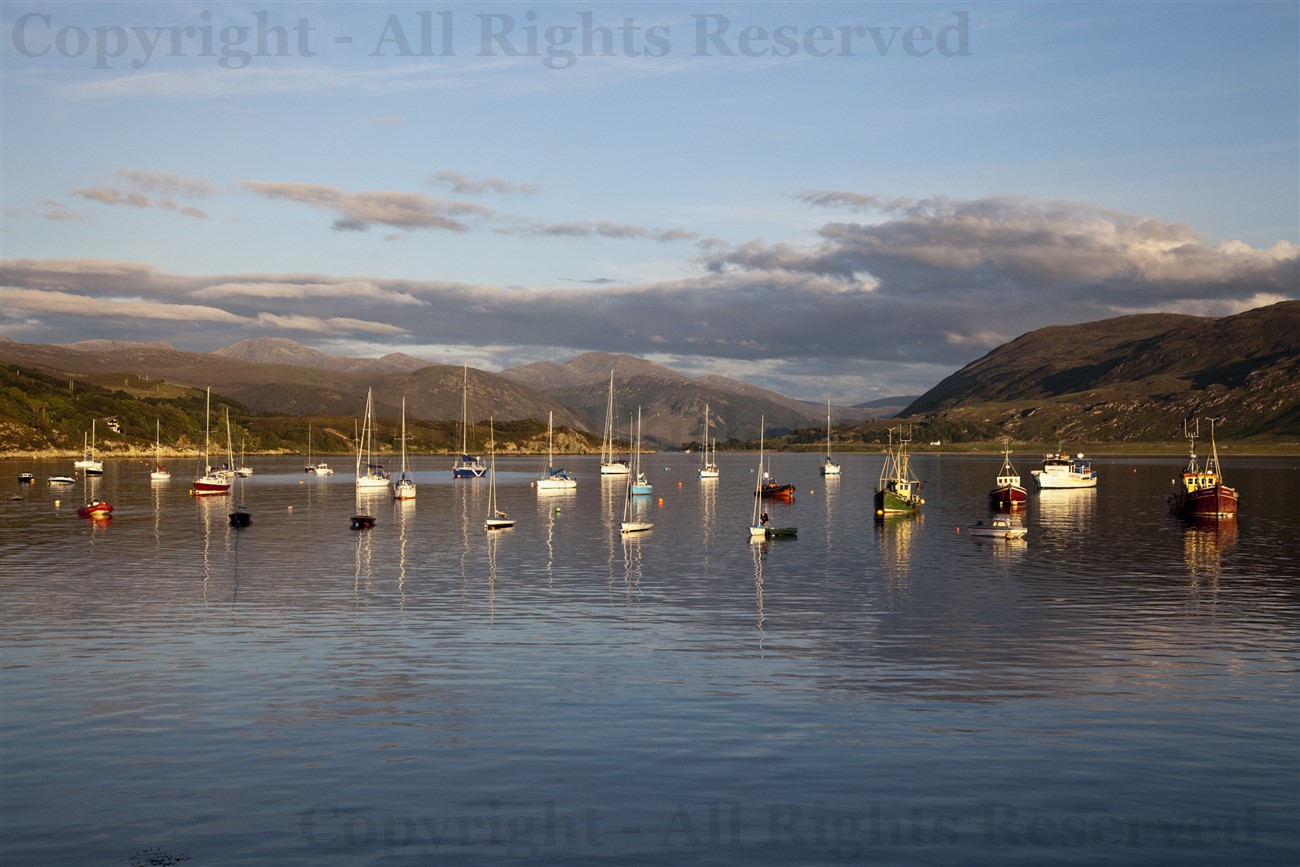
[2,452,1297,865]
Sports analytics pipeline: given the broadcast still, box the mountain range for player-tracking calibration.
[1,300,1296,453]
[0,339,873,447]
[900,300,1300,442]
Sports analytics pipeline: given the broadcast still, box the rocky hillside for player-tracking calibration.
[900,301,1300,442]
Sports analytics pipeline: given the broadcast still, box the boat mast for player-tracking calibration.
[1205,416,1222,478]
[461,363,469,455]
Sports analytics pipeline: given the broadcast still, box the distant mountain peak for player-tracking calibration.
[213,338,431,374]
[63,339,175,352]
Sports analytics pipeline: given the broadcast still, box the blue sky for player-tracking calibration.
[3,1,1297,402]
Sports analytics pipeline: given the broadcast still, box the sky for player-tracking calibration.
[2,1,1297,403]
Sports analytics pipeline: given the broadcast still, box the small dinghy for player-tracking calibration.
[77,500,113,518]
[350,514,376,530]
[229,507,252,528]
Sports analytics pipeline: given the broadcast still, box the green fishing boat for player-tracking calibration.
[875,427,924,516]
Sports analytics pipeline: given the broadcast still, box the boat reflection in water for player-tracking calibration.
[1181,514,1238,606]
[877,512,921,607]
[1035,487,1097,546]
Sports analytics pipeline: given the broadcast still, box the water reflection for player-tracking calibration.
[751,538,767,654]
[1181,516,1238,604]
[877,513,919,607]
[396,498,415,609]
[1035,488,1096,543]
[621,533,644,608]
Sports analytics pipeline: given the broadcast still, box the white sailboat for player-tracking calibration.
[533,410,577,490]
[393,396,416,500]
[698,401,719,479]
[150,419,171,480]
[621,411,653,533]
[452,363,488,478]
[629,407,652,495]
[600,370,630,476]
[355,388,392,490]
[234,433,253,477]
[192,387,232,495]
[820,397,841,476]
[484,417,515,530]
[750,417,770,538]
[75,419,104,475]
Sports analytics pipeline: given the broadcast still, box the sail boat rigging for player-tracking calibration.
[355,387,391,490]
[192,387,232,495]
[621,410,653,533]
[150,419,171,480]
[453,363,488,478]
[485,417,515,530]
[76,419,104,475]
[698,401,719,480]
[600,371,630,475]
[629,408,652,495]
[750,417,770,538]
[533,410,576,490]
[750,415,796,538]
[820,397,840,477]
[393,396,416,500]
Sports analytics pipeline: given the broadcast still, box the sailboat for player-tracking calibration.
[1167,417,1238,518]
[355,388,392,490]
[484,417,515,530]
[875,427,924,516]
[698,402,720,480]
[393,396,416,500]
[150,419,171,481]
[452,363,488,478]
[629,408,653,495]
[820,397,840,477]
[193,388,233,495]
[600,371,630,475]
[533,410,577,490]
[750,417,774,538]
[621,411,653,533]
[233,433,253,477]
[75,419,104,475]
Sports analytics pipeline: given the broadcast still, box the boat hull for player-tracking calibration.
[77,501,113,518]
[758,484,796,501]
[620,521,653,534]
[875,488,921,515]
[601,463,631,476]
[989,484,1028,508]
[1031,471,1097,490]
[453,464,487,479]
[1170,483,1238,518]
[192,477,232,495]
[820,462,841,477]
[393,480,417,500]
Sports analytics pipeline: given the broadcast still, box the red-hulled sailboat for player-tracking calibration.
[989,442,1027,509]
[1167,418,1238,519]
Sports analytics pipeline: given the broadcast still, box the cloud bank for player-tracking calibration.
[4,193,1295,398]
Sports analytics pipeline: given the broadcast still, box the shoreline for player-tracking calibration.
[4,444,1298,460]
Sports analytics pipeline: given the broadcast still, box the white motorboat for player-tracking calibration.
[1030,451,1097,489]
[968,516,1028,539]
